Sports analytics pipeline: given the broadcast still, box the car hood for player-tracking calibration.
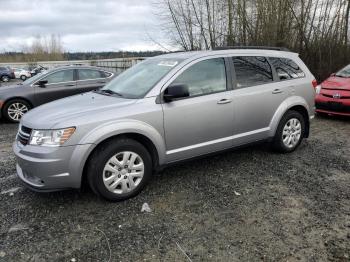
[322,76,350,90]
[21,92,138,129]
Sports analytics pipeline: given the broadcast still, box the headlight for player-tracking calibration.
[315,85,322,94]
[29,127,75,147]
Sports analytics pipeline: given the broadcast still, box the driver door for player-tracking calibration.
[162,57,234,163]
[33,69,77,106]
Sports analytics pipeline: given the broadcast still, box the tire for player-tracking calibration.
[272,110,305,153]
[2,99,31,123]
[86,138,153,201]
[1,75,10,82]
[20,75,27,81]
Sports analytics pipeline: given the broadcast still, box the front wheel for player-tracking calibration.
[86,138,153,201]
[3,99,31,123]
[272,110,305,153]
[20,75,27,81]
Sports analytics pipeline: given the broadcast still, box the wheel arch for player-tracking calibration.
[287,105,310,137]
[80,132,162,189]
[270,96,311,138]
[2,97,34,116]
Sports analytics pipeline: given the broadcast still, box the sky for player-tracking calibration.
[0,0,172,52]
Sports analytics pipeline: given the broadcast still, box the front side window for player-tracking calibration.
[232,56,273,88]
[78,69,103,80]
[41,69,74,84]
[269,57,305,80]
[171,58,227,97]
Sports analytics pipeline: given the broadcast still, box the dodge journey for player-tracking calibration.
[13,48,316,201]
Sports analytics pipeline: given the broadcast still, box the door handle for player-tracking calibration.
[217,99,232,104]
[64,84,75,87]
[272,89,283,94]
[97,81,106,84]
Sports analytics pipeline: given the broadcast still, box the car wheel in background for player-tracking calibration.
[20,75,27,81]
[1,75,10,82]
[86,138,153,201]
[3,99,31,123]
[272,110,305,153]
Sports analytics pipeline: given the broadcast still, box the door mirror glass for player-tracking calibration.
[164,84,189,102]
[36,80,48,87]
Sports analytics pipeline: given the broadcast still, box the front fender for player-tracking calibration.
[79,119,166,165]
[269,96,311,137]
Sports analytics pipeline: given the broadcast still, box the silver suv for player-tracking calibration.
[13,48,316,201]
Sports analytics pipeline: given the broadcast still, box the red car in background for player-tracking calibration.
[315,65,350,116]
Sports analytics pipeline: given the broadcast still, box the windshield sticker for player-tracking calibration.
[158,61,178,67]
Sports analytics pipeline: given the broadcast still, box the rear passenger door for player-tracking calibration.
[76,69,112,92]
[230,56,289,144]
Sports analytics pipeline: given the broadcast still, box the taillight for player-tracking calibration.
[312,79,318,88]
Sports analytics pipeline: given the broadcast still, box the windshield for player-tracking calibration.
[101,58,183,98]
[335,65,350,77]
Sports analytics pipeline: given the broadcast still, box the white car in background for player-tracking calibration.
[12,68,32,81]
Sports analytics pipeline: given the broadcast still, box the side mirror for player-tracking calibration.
[330,73,336,77]
[36,80,48,87]
[163,84,189,102]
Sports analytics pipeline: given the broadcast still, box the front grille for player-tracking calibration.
[316,102,350,113]
[322,93,350,99]
[17,125,32,145]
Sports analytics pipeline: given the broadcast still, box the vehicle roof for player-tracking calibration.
[156,49,299,60]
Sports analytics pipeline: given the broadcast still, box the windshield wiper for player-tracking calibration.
[95,89,123,97]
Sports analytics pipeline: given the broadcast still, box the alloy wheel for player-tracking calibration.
[102,151,144,194]
[7,102,29,121]
[282,118,302,148]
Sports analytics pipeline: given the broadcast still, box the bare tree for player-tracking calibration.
[156,0,350,80]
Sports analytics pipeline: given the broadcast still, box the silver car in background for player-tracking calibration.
[13,48,316,201]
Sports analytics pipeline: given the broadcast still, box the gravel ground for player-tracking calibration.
[0,80,349,261]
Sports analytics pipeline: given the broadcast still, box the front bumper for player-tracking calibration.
[13,140,92,192]
[315,94,350,116]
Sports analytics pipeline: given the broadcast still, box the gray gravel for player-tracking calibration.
[0,88,349,261]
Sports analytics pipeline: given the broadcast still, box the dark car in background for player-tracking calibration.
[315,64,350,116]
[0,66,16,82]
[0,66,114,122]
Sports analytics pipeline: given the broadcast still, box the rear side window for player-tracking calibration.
[171,58,227,97]
[269,57,305,80]
[78,69,103,80]
[232,56,273,88]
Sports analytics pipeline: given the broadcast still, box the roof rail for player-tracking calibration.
[213,46,290,51]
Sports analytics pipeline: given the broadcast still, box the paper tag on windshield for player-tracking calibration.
[158,61,178,67]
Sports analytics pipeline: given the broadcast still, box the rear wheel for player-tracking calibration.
[86,138,152,201]
[20,75,27,81]
[272,110,305,153]
[3,99,31,123]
